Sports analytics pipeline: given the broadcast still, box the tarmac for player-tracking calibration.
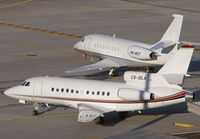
[0,0,200,138]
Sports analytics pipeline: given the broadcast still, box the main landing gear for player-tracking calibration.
[95,115,104,125]
[32,103,39,116]
[109,68,118,77]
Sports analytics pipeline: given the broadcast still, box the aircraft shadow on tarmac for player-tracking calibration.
[188,60,200,72]
[101,103,188,127]
[38,104,69,115]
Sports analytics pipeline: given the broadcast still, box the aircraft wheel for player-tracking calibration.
[119,112,128,120]
[109,68,118,77]
[32,110,38,116]
[95,116,104,125]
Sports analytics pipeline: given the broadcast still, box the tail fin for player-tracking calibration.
[152,14,183,53]
[160,14,183,43]
[158,45,195,84]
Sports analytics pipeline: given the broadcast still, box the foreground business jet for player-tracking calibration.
[67,14,185,76]
[4,44,195,124]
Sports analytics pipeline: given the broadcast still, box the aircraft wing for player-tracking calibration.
[66,59,124,73]
[77,103,113,122]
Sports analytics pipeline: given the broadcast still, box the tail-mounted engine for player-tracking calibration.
[118,88,155,101]
[127,46,157,60]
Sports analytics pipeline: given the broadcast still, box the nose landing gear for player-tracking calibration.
[32,103,39,116]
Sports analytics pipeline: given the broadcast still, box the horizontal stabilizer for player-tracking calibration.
[66,59,123,73]
[151,40,176,54]
[180,41,200,47]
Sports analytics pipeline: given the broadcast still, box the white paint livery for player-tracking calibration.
[4,45,195,123]
[67,14,184,74]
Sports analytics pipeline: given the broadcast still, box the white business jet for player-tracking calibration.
[4,44,195,124]
[67,14,185,76]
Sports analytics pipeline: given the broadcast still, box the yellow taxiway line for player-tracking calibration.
[0,23,82,39]
[86,136,109,139]
[0,0,32,9]
[174,122,197,128]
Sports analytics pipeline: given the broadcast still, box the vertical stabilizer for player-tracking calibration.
[158,45,195,84]
[160,14,183,43]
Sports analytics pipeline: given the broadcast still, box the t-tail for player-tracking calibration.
[158,44,195,84]
[151,14,184,54]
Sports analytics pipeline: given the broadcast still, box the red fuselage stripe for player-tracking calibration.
[15,92,186,104]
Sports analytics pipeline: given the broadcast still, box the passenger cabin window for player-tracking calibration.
[66,89,69,93]
[61,88,64,92]
[51,88,54,92]
[71,89,74,93]
[56,89,59,92]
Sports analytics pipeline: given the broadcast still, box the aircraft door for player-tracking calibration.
[33,82,43,103]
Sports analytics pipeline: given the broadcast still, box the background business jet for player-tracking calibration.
[67,14,200,76]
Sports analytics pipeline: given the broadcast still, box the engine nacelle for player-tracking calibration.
[127,46,157,60]
[118,88,155,101]
[185,92,195,102]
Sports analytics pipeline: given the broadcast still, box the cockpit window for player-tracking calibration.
[21,81,26,86]
[25,82,30,86]
[81,38,85,42]
[21,81,30,86]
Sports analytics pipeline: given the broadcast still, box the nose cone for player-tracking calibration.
[73,43,77,49]
[4,88,13,97]
[74,41,82,50]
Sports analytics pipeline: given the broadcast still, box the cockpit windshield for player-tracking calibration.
[21,81,30,86]
[81,38,85,42]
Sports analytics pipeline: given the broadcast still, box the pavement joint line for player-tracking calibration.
[20,42,82,56]
[156,126,200,133]
[0,0,32,9]
[169,130,200,135]
[24,54,38,57]
[0,113,78,121]
[0,23,82,39]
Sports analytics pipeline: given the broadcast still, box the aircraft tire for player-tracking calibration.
[32,110,38,116]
